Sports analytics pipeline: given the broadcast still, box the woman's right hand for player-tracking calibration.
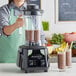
[14,15,24,29]
[3,15,24,36]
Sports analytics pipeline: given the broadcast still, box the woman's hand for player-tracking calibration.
[14,15,24,29]
[3,15,24,36]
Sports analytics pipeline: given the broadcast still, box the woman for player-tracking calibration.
[0,0,46,63]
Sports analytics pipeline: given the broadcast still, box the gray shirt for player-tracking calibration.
[0,2,46,44]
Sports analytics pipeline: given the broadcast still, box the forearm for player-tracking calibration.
[3,23,17,36]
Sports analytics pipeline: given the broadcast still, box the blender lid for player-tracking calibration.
[23,4,43,15]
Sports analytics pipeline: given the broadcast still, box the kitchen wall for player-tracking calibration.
[1,0,76,38]
[41,0,76,38]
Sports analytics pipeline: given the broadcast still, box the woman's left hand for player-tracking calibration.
[14,15,24,29]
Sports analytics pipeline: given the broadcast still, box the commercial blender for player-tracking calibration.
[17,4,50,73]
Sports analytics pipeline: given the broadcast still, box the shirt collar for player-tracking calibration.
[9,2,27,10]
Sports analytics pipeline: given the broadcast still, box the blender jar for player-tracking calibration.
[25,16,35,44]
[23,4,43,45]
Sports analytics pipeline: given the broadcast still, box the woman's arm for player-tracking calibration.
[0,5,24,36]
[3,17,24,36]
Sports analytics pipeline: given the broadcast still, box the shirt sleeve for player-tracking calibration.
[40,24,47,45]
[0,6,9,36]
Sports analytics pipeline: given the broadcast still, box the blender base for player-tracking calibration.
[17,45,50,73]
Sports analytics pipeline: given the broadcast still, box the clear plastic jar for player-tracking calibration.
[24,15,42,45]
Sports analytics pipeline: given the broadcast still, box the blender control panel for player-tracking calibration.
[28,57,46,67]
[28,49,46,67]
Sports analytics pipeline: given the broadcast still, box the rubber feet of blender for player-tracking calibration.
[44,70,48,72]
[25,70,28,73]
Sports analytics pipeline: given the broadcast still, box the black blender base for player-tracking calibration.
[19,67,49,73]
[21,67,49,73]
[24,69,48,73]
[17,45,50,73]
[25,70,48,73]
